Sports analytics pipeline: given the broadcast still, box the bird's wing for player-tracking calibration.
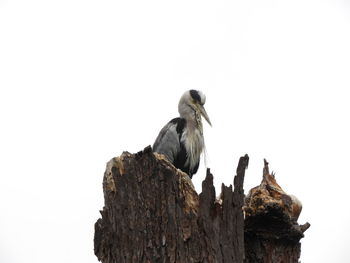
[153,118,185,163]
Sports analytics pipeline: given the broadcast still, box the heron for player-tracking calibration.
[153,90,211,178]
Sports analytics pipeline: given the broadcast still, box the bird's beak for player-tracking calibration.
[198,104,212,126]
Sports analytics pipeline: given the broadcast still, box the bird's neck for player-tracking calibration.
[182,113,205,172]
[184,114,203,135]
[179,103,203,134]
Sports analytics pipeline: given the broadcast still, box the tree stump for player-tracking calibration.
[243,160,310,263]
[94,146,248,262]
[94,147,309,263]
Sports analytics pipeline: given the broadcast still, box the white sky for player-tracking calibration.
[1,0,350,262]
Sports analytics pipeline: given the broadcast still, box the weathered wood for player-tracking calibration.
[94,148,309,263]
[94,147,249,263]
[198,154,248,263]
[243,160,310,263]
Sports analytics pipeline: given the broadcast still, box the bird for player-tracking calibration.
[153,90,211,178]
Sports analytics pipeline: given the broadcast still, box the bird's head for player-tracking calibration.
[178,90,212,126]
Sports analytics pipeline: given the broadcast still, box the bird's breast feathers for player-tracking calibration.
[181,127,204,170]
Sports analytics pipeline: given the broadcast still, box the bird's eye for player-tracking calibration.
[190,90,201,104]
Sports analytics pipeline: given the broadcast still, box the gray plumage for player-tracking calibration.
[153,90,211,178]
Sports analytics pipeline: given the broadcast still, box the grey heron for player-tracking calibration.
[153,90,211,178]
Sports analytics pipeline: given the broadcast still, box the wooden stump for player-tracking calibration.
[243,160,310,263]
[94,147,309,263]
[94,147,248,263]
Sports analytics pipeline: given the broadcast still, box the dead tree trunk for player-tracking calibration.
[94,147,309,263]
[243,160,310,263]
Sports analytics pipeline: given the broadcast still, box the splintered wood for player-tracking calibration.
[244,159,310,263]
[94,148,309,263]
[94,147,248,263]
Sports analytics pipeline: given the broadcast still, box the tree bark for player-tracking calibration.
[243,160,310,263]
[94,147,309,263]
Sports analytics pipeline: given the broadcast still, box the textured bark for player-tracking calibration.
[94,146,248,263]
[243,160,310,263]
[94,148,309,263]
